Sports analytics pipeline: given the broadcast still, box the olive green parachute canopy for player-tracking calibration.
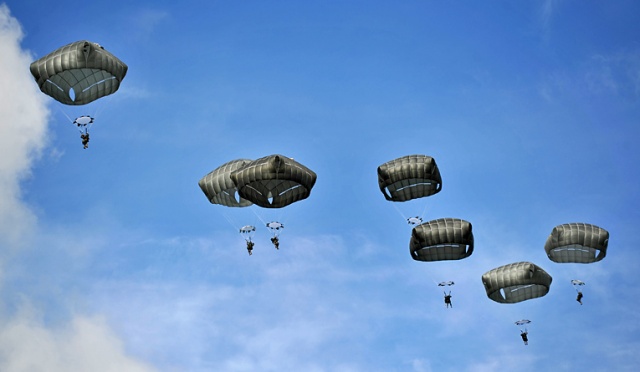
[377,155,442,202]
[30,40,128,105]
[544,223,609,263]
[481,262,552,304]
[230,154,317,208]
[410,218,474,261]
[199,159,254,207]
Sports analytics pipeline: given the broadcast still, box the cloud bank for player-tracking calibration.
[0,5,157,371]
[0,3,48,249]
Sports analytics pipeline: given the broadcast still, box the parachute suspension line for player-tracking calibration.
[392,203,409,223]
[419,201,429,222]
[55,105,75,124]
[220,209,259,244]
[91,93,113,121]
[251,208,268,227]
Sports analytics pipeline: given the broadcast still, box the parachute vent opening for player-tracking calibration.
[500,288,506,299]
[68,87,76,101]
[267,191,274,205]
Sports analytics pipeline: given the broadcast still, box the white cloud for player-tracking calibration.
[0,4,49,249]
[131,9,170,41]
[0,310,155,372]
[539,49,640,103]
[0,6,160,371]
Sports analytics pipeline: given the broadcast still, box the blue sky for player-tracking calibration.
[1,1,639,371]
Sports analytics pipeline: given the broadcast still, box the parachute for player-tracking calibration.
[515,319,531,327]
[200,155,315,254]
[544,223,609,263]
[30,40,128,105]
[239,225,256,242]
[377,154,442,202]
[73,115,94,132]
[481,262,553,304]
[199,159,254,207]
[410,218,474,262]
[30,40,128,148]
[571,279,586,287]
[438,281,455,287]
[230,154,317,208]
[266,221,284,236]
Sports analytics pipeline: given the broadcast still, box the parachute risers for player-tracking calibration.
[230,154,317,209]
[410,218,474,261]
[30,40,128,106]
[544,223,609,263]
[481,262,552,304]
[377,154,442,202]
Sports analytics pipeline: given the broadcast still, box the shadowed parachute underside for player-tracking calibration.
[482,262,552,304]
[377,154,442,202]
[30,40,128,105]
[410,218,474,261]
[199,159,254,207]
[230,154,317,208]
[544,223,609,263]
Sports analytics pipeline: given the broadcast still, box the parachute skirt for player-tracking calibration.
[482,262,552,304]
[377,154,442,202]
[230,155,317,209]
[410,218,474,261]
[199,159,254,207]
[544,223,609,263]
[30,40,128,106]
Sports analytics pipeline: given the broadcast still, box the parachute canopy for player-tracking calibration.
[230,154,317,208]
[239,225,256,235]
[515,319,531,326]
[544,223,609,263]
[377,154,442,202]
[266,221,284,231]
[73,115,94,127]
[199,159,254,207]
[438,281,455,287]
[410,218,474,262]
[571,279,586,286]
[30,40,128,105]
[481,262,552,304]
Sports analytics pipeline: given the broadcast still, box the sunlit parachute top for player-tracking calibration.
[481,262,552,304]
[410,218,474,262]
[266,221,284,231]
[73,115,94,128]
[239,225,256,234]
[30,40,128,105]
[544,223,609,263]
[571,279,586,286]
[377,154,442,202]
[199,159,254,207]
[230,154,317,208]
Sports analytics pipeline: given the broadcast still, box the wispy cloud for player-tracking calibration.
[539,49,640,103]
[130,9,170,41]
